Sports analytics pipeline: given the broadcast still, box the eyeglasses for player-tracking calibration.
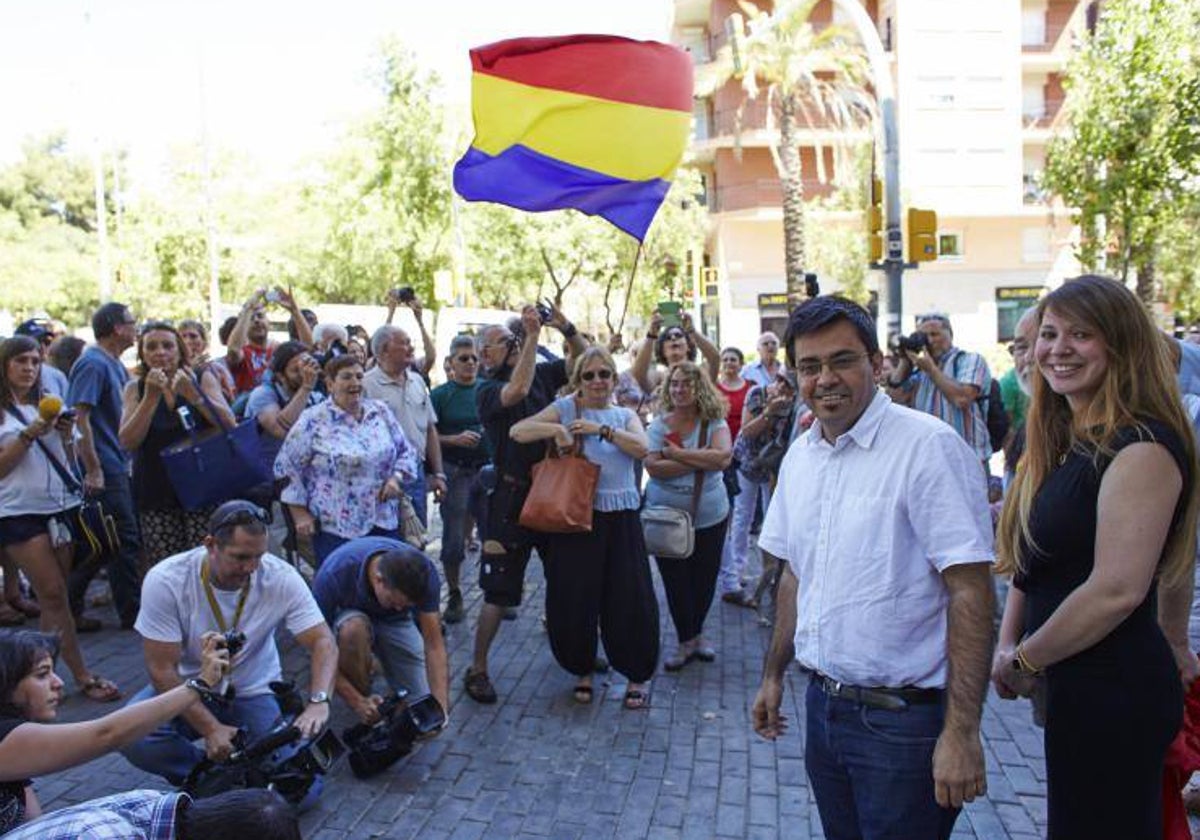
[454,355,478,363]
[580,369,613,382]
[1008,341,1030,355]
[795,352,870,379]
[208,501,271,532]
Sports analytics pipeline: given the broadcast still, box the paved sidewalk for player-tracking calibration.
[39,548,1051,839]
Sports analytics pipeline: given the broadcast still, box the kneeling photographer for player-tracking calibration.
[312,537,449,725]
[120,500,337,791]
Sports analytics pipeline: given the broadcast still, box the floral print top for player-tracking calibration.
[275,398,418,539]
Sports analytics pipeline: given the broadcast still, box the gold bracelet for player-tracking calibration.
[1014,644,1043,675]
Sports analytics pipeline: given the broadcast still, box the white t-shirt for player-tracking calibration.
[759,391,994,689]
[135,547,325,698]
[0,405,82,517]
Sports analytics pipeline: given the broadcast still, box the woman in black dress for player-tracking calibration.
[993,275,1199,839]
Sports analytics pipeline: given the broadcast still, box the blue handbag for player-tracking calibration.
[159,388,272,511]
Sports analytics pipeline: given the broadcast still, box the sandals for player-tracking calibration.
[623,687,649,710]
[80,675,121,703]
[572,682,594,705]
[463,667,498,704]
[663,650,691,672]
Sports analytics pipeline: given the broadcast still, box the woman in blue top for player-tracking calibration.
[645,361,732,671]
[510,346,658,710]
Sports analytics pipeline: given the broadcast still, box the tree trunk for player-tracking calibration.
[776,92,807,308]
[1135,253,1156,303]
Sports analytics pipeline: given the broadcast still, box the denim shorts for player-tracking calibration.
[0,510,76,548]
[333,609,429,697]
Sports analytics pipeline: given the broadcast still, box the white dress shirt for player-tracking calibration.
[758,391,994,689]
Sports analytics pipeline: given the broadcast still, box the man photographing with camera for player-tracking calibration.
[885,312,993,473]
[121,500,337,788]
[225,287,314,397]
[463,302,587,704]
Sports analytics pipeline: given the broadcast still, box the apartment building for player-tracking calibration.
[673,0,1084,352]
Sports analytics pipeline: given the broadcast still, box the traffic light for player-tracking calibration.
[867,177,883,262]
[907,208,938,263]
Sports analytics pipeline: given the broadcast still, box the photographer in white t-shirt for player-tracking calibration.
[119,500,337,787]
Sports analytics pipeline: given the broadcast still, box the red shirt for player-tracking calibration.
[717,379,753,440]
[230,343,274,395]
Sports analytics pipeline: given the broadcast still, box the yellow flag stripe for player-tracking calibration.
[471,72,692,183]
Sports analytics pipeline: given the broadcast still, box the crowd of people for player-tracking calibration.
[0,274,1197,839]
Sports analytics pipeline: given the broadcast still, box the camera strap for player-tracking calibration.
[200,558,251,634]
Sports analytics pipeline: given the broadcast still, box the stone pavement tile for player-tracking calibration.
[964,799,1011,840]
[1001,763,1045,797]
[748,792,778,826]
[995,801,1039,835]
[715,801,748,836]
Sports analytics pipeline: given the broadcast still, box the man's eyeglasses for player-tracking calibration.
[454,355,478,363]
[795,352,870,379]
[208,501,271,532]
[581,369,613,382]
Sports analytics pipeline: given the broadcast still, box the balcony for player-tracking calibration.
[1022,98,1065,129]
[1023,173,1050,206]
[714,178,834,213]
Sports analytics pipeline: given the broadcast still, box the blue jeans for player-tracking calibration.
[438,462,486,589]
[68,470,142,626]
[120,684,285,785]
[805,678,959,840]
[312,525,401,566]
[403,465,428,528]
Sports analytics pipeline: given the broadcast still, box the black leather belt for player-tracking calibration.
[811,672,943,712]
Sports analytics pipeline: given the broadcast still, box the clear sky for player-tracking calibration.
[0,0,673,181]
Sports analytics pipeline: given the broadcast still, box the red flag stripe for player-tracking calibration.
[470,35,693,113]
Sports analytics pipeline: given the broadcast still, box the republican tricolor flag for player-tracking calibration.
[452,35,694,241]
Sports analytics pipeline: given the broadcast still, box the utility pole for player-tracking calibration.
[197,25,222,343]
[832,0,904,339]
[85,4,111,302]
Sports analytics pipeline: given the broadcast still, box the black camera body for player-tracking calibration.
[534,302,553,324]
[181,680,344,805]
[393,286,415,304]
[896,332,930,354]
[221,630,247,659]
[342,691,446,779]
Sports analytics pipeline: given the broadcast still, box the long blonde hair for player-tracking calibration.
[996,275,1199,586]
[659,360,728,422]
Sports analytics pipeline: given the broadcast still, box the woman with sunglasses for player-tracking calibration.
[644,361,732,671]
[119,322,236,572]
[0,337,120,702]
[0,629,227,834]
[510,346,658,709]
[430,336,490,624]
[630,311,720,408]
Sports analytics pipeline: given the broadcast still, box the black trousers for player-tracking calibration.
[544,510,659,683]
[655,517,728,644]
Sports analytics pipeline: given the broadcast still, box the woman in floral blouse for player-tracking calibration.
[275,355,418,563]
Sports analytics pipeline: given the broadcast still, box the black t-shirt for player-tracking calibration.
[476,360,568,481]
[0,717,31,834]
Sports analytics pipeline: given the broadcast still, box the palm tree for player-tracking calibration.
[699,0,873,304]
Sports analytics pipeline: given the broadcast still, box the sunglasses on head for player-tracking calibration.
[661,328,686,340]
[208,501,271,532]
[581,369,613,381]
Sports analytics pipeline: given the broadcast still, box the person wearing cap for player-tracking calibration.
[886,312,994,473]
[65,302,142,629]
[13,319,66,399]
[120,500,336,788]
[311,536,448,725]
[741,332,783,391]
[243,342,324,559]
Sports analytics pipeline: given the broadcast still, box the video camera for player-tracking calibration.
[342,690,446,779]
[181,680,344,805]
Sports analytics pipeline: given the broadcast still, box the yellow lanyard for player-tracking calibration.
[200,560,250,633]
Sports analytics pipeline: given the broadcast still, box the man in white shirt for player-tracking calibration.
[364,326,448,526]
[751,296,995,840]
[121,500,337,788]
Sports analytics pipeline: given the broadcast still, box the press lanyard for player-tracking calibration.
[200,560,250,633]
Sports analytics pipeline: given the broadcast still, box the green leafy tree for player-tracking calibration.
[1042,0,1200,300]
[699,0,872,305]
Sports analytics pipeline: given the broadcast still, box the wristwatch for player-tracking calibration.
[309,691,330,705]
[185,678,219,702]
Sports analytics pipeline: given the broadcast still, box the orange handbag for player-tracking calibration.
[518,437,600,534]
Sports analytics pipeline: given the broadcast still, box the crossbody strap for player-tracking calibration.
[4,405,83,494]
[689,420,709,518]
